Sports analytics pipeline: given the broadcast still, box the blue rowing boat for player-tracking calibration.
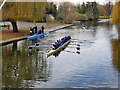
[27,32,49,40]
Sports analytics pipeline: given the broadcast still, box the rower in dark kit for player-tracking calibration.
[82,24,86,29]
[52,36,71,50]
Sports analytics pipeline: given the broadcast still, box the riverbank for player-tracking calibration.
[0,23,73,46]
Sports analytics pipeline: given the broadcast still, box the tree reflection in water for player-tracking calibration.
[2,40,52,88]
[111,26,120,72]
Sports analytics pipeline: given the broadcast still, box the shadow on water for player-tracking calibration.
[2,40,52,88]
[111,26,120,89]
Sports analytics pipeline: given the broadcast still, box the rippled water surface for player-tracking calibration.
[2,21,120,88]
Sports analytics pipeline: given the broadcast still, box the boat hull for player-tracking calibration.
[27,32,49,40]
[47,39,71,57]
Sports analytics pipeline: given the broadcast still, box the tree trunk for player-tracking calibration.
[11,21,19,32]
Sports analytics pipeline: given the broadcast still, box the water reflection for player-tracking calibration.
[2,20,119,88]
[2,40,52,88]
[111,26,120,72]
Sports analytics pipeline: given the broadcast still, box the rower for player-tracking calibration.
[68,36,70,40]
[64,36,68,43]
[61,37,65,44]
[66,36,69,41]
[57,40,62,46]
[53,42,58,50]
[68,36,71,40]
[82,24,86,29]
[82,24,85,27]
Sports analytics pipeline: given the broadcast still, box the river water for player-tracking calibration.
[2,21,120,88]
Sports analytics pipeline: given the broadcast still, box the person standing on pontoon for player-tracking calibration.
[41,26,44,33]
[34,26,37,34]
[30,27,34,35]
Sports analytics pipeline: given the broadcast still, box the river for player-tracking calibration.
[1,20,120,88]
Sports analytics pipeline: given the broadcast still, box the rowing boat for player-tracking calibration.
[27,32,49,40]
[47,39,71,57]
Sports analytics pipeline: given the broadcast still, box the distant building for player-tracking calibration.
[46,14,55,22]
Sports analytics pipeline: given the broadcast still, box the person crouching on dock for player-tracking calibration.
[38,29,42,34]
[30,27,34,36]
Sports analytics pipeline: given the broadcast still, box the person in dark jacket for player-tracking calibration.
[38,29,42,34]
[41,26,44,33]
[30,27,34,35]
[34,26,37,34]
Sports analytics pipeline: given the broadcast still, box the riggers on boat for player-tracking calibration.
[27,32,49,40]
[47,36,71,57]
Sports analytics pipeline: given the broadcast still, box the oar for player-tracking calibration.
[69,44,80,46]
[71,39,85,42]
[67,46,80,50]
[35,43,53,46]
[28,45,36,49]
[28,45,52,50]
[28,53,33,56]
[65,50,80,54]
[71,40,94,43]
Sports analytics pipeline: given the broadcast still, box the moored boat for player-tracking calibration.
[27,32,49,40]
